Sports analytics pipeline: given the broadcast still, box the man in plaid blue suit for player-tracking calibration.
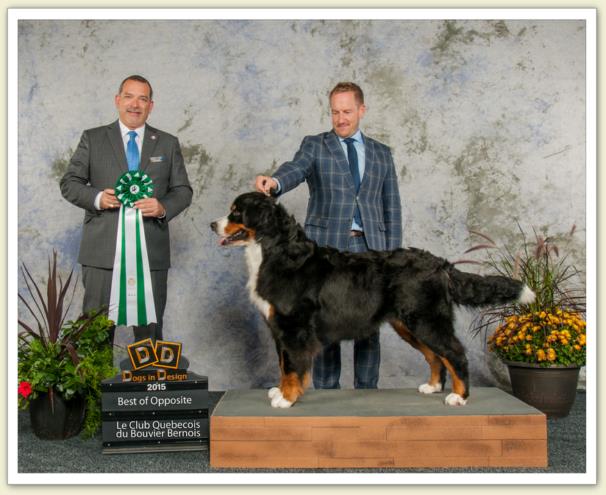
[255,82,403,389]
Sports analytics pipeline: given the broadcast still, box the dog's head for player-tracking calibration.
[211,192,280,246]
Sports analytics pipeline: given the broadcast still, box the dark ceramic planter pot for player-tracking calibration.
[505,361,581,418]
[29,391,86,440]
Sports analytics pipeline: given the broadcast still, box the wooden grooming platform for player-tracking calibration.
[210,388,547,469]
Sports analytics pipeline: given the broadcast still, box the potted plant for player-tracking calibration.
[17,251,116,439]
[468,225,586,417]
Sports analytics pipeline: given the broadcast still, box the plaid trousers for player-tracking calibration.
[312,235,381,389]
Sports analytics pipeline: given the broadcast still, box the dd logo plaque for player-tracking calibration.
[102,338,208,454]
[127,339,183,371]
[156,341,182,369]
[127,338,158,370]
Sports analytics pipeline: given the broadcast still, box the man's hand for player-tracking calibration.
[255,175,277,196]
[134,198,166,218]
[100,189,120,209]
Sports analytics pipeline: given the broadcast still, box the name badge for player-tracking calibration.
[150,156,165,163]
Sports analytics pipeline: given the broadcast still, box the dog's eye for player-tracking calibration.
[230,211,242,221]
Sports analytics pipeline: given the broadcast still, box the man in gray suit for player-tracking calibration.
[255,82,403,390]
[61,75,192,344]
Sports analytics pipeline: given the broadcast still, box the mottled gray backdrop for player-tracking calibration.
[18,19,586,390]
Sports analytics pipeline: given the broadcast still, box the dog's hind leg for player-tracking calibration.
[423,329,470,406]
[389,320,446,394]
[439,354,469,406]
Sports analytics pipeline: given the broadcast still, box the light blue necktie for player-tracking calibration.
[344,137,363,228]
[126,130,140,171]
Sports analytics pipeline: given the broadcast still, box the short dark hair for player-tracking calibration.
[329,82,364,105]
[118,75,153,100]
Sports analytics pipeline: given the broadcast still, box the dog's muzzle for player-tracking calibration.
[211,219,250,246]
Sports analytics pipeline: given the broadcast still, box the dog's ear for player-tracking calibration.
[243,197,278,231]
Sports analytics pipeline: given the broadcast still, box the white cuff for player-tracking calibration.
[94,191,103,210]
[273,177,282,194]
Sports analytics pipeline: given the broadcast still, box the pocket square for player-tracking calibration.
[150,156,165,163]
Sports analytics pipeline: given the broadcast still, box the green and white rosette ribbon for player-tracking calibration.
[109,171,157,326]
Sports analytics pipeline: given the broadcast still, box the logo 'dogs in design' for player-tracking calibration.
[127,339,183,371]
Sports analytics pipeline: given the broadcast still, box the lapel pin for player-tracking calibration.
[151,135,157,140]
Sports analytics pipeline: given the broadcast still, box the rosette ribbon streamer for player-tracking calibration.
[109,171,157,326]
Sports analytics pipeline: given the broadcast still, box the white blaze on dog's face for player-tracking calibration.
[212,205,256,247]
[212,192,279,246]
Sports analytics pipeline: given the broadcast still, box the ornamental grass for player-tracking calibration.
[465,224,586,368]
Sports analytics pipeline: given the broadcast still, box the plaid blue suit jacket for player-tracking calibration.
[274,131,403,251]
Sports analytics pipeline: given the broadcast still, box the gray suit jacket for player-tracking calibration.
[273,131,403,251]
[60,120,193,270]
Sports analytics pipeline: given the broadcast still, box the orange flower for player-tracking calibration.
[547,348,557,361]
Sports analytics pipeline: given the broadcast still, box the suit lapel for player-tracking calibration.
[107,121,128,172]
[325,131,356,190]
[140,125,159,173]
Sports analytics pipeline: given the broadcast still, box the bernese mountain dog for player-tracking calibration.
[211,192,534,408]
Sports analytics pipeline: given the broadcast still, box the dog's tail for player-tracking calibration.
[447,267,535,307]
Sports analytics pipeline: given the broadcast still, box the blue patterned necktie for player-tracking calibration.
[126,130,140,171]
[344,137,363,228]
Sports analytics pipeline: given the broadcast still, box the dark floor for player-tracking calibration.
[17,391,586,474]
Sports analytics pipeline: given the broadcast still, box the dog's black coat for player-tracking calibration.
[214,192,528,404]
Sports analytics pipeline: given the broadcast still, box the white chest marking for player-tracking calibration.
[245,242,272,319]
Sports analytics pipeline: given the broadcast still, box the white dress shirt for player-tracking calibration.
[94,122,146,210]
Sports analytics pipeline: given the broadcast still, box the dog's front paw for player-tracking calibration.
[272,396,293,408]
[418,382,442,394]
[269,388,293,408]
[268,387,293,408]
[268,387,281,400]
[444,393,467,406]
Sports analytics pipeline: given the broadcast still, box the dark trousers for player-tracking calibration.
[81,265,168,344]
[312,234,381,389]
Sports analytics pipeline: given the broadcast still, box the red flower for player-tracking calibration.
[18,381,32,399]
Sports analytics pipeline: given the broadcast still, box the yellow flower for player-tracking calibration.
[490,308,585,366]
